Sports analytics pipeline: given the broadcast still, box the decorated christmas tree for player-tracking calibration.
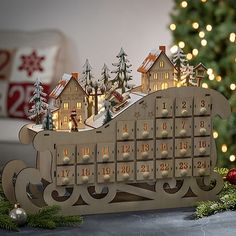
[28,78,48,124]
[111,48,133,94]
[169,0,236,167]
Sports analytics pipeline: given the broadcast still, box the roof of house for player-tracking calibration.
[194,62,207,70]
[49,73,87,99]
[137,49,175,73]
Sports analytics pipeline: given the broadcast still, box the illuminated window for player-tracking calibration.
[164,72,169,79]
[161,82,168,90]
[64,116,68,123]
[159,61,164,68]
[78,115,82,124]
[153,84,158,91]
[76,102,82,109]
[153,73,158,79]
[63,102,69,110]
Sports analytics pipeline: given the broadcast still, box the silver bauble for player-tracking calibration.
[9,204,27,226]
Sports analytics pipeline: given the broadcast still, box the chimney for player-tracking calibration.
[159,45,166,53]
[71,72,79,79]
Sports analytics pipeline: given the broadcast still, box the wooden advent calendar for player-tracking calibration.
[2,87,231,215]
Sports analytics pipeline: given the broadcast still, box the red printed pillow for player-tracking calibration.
[4,46,58,119]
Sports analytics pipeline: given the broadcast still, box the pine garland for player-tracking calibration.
[0,184,83,231]
[196,168,236,218]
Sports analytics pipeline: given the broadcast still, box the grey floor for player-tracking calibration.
[1,207,236,236]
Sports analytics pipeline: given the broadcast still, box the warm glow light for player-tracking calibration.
[201,39,207,46]
[181,1,188,8]
[199,31,205,38]
[216,75,222,82]
[206,24,212,31]
[192,48,198,56]
[222,144,227,153]
[209,74,215,80]
[68,121,72,130]
[192,22,199,29]
[229,33,236,42]
[230,83,236,90]
[201,0,207,2]
[207,68,213,75]
[170,24,176,31]
[230,155,236,162]
[202,83,208,88]
[186,53,193,60]
[213,131,218,139]
[178,41,185,48]
[170,45,178,54]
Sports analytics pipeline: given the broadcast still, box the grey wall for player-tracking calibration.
[0,0,173,85]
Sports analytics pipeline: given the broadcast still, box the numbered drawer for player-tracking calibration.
[175,159,192,178]
[175,118,192,138]
[156,118,173,138]
[193,157,211,177]
[136,161,154,181]
[56,166,75,186]
[56,145,76,165]
[117,162,135,182]
[77,143,96,164]
[194,96,211,116]
[97,163,115,183]
[156,97,174,118]
[136,119,154,139]
[97,143,115,163]
[194,117,211,136]
[156,160,173,179]
[175,97,193,117]
[137,140,154,160]
[194,137,211,156]
[117,120,135,140]
[156,139,173,159]
[77,164,95,185]
[117,141,135,161]
[175,138,192,158]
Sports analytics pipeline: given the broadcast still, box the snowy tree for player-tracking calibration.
[28,78,48,124]
[183,64,196,86]
[103,100,112,125]
[111,48,132,94]
[43,107,54,130]
[99,63,111,91]
[172,47,187,83]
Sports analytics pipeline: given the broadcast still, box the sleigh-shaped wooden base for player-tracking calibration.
[2,87,231,215]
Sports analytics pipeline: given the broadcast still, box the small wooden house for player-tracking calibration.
[138,46,177,93]
[193,63,207,86]
[49,73,88,130]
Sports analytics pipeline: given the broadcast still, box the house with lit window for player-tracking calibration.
[137,46,177,93]
[49,73,88,130]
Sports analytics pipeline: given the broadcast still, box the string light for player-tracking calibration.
[230,155,236,162]
[192,48,198,56]
[192,22,199,29]
[199,31,205,38]
[213,131,218,139]
[229,33,236,42]
[170,45,178,54]
[222,144,227,153]
[201,0,207,2]
[202,83,208,88]
[206,24,212,31]
[207,68,213,75]
[216,75,222,82]
[201,39,207,46]
[170,24,176,31]
[186,53,193,60]
[230,83,236,90]
[181,1,188,8]
[209,74,215,80]
[178,41,185,48]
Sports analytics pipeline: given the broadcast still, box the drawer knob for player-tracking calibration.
[180,149,187,157]
[161,170,169,178]
[122,152,130,160]
[82,176,89,184]
[199,128,207,135]
[198,168,206,176]
[63,156,70,164]
[103,174,111,182]
[181,109,188,116]
[179,129,187,137]
[141,151,149,160]
[82,154,90,162]
[200,107,207,115]
[199,147,206,155]
[161,150,168,158]
[180,169,188,177]
[62,177,70,185]
[122,173,130,181]
[162,109,169,117]
[143,171,150,179]
[142,131,149,139]
[161,130,168,138]
[122,132,129,140]
[102,154,109,162]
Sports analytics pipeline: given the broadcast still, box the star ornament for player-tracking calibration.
[18,50,45,77]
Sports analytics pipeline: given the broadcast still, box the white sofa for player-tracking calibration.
[0,30,65,169]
